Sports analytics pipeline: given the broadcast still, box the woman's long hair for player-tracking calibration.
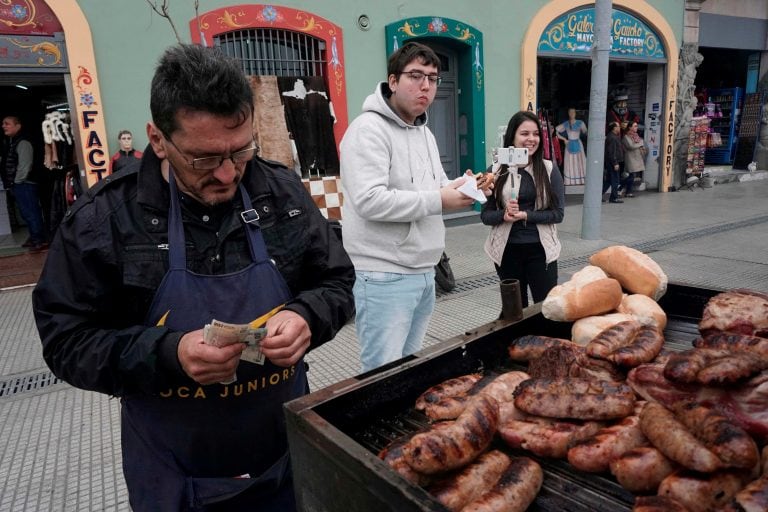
[493,110,559,210]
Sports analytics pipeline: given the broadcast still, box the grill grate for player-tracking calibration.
[0,371,63,398]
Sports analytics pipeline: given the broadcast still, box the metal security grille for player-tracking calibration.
[0,371,63,398]
[215,29,326,77]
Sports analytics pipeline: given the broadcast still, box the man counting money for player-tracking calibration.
[32,44,355,512]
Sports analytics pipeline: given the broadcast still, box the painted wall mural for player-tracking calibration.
[190,4,348,145]
[0,32,64,67]
[538,7,666,60]
[0,0,62,36]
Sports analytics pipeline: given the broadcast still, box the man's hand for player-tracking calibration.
[178,330,245,385]
[260,310,311,367]
[440,178,476,210]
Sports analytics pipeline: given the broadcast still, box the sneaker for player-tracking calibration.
[609,199,624,204]
[625,193,635,198]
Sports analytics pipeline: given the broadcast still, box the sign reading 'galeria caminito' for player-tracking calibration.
[538,7,666,60]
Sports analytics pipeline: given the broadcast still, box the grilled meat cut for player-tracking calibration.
[586,319,642,357]
[402,394,499,474]
[507,335,577,362]
[658,469,752,512]
[379,436,432,486]
[639,402,721,473]
[698,289,768,338]
[567,401,648,473]
[672,401,759,470]
[633,496,691,512]
[499,416,603,459]
[610,446,677,493]
[460,456,543,512]
[514,377,636,420]
[664,348,768,385]
[525,343,625,382]
[723,475,768,512]
[427,450,512,512]
[420,372,528,421]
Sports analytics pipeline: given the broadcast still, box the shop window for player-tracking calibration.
[215,29,326,78]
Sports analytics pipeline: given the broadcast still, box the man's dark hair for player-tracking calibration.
[117,129,132,138]
[150,44,254,137]
[387,42,440,77]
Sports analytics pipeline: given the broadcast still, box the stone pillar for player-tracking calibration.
[672,0,705,188]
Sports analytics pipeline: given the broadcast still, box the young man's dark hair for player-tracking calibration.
[117,129,132,138]
[149,44,254,137]
[386,41,441,77]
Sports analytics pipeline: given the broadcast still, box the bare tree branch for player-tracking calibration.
[145,0,183,44]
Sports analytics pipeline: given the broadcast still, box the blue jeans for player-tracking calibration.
[12,183,45,244]
[602,166,621,201]
[353,270,436,373]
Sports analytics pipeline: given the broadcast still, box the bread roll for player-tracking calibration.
[589,246,668,300]
[542,266,623,322]
[618,294,668,330]
[572,313,635,346]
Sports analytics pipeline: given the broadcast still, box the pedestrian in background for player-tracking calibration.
[340,42,474,373]
[481,110,564,308]
[1,116,47,251]
[109,129,143,173]
[622,120,646,198]
[603,121,624,203]
[33,44,355,512]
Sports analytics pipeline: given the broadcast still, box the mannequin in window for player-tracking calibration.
[556,108,587,186]
[110,130,143,173]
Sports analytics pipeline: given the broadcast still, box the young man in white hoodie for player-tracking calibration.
[340,42,475,373]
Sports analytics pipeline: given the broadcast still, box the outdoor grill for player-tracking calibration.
[285,283,719,511]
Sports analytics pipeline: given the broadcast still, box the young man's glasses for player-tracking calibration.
[165,136,259,170]
[400,70,442,86]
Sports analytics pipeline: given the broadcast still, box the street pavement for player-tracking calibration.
[1,171,767,511]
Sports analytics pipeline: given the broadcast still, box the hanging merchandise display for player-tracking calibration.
[686,116,709,178]
[704,87,743,164]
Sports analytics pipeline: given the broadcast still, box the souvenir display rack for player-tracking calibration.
[686,116,709,177]
[704,87,743,164]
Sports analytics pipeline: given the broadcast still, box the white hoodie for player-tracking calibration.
[340,83,448,273]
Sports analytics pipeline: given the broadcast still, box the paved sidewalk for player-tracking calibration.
[1,177,767,511]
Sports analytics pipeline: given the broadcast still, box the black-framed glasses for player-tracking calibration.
[165,136,259,170]
[400,70,442,86]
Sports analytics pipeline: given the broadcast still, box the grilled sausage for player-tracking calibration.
[499,416,603,459]
[567,402,648,473]
[723,475,768,512]
[427,450,511,511]
[609,446,677,493]
[633,495,691,512]
[586,320,642,358]
[421,372,528,421]
[415,374,483,411]
[639,402,722,473]
[379,436,432,486]
[664,348,767,384]
[460,456,543,512]
[694,332,768,359]
[508,335,576,362]
[403,394,499,474]
[658,469,750,512]
[478,371,530,404]
[514,377,636,420]
[673,401,759,470]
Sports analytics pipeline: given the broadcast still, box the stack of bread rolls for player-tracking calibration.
[542,245,669,345]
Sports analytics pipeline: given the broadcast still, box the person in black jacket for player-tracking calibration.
[602,121,624,204]
[32,44,355,512]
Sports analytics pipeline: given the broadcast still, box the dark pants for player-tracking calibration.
[11,183,46,244]
[624,171,636,195]
[496,242,558,308]
[602,166,621,201]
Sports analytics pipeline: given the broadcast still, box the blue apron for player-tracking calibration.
[121,171,307,512]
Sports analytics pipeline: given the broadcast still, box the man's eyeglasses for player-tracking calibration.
[400,70,442,86]
[165,136,259,171]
